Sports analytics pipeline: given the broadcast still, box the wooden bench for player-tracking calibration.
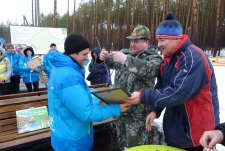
[0,90,49,150]
[209,57,225,66]
[0,84,107,150]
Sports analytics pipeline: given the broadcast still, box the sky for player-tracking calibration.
[0,0,87,24]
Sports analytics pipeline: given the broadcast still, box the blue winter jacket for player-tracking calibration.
[48,50,121,151]
[87,48,109,85]
[19,56,41,83]
[4,51,20,76]
[141,35,220,149]
[43,50,55,76]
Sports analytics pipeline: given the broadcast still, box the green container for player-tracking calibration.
[124,145,186,151]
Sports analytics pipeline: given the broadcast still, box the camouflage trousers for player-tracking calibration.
[113,105,149,150]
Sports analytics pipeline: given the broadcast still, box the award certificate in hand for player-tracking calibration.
[91,87,130,104]
[25,57,42,68]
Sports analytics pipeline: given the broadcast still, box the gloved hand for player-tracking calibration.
[112,51,127,64]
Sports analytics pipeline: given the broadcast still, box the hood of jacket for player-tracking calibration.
[5,50,17,56]
[48,50,84,73]
[91,47,101,59]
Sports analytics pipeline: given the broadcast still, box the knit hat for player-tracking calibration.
[6,43,14,49]
[156,12,183,39]
[64,33,90,55]
[50,43,56,47]
[23,46,34,56]
[126,25,151,40]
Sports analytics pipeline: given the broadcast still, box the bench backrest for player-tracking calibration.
[0,91,48,145]
[0,83,106,147]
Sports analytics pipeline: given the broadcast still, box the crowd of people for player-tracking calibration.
[0,43,58,94]
[0,12,224,151]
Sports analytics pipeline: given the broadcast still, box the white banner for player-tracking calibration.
[10,26,67,54]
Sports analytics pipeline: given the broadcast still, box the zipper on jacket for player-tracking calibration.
[10,55,13,76]
[88,123,91,135]
[30,72,32,83]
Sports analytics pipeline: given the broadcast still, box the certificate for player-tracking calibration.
[25,57,42,68]
[91,87,130,104]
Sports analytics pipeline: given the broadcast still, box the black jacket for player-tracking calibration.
[215,122,225,145]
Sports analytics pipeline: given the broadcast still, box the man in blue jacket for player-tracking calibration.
[126,12,220,151]
[4,43,21,94]
[48,33,130,151]
[42,43,57,77]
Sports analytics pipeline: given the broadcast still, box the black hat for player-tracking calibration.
[50,43,56,47]
[23,46,34,56]
[64,33,90,55]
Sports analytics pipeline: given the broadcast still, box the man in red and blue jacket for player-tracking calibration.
[126,12,220,151]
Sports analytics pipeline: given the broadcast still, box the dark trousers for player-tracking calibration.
[0,83,11,95]
[185,146,203,151]
[9,75,20,94]
[25,82,39,92]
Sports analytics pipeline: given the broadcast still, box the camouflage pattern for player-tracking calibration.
[126,25,151,40]
[105,46,162,150]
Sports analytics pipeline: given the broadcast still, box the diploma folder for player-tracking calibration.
[25,57,42,68]
[91,88,130,104]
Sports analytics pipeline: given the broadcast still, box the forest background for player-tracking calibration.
[0,0,225,56]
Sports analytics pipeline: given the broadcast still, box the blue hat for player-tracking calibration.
[156,12,183,39]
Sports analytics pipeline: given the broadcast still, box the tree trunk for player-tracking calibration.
[142,0,145,24]
[150,0,155,44]
[185,0,192,36]
[53,0,57,27]
[93,0,98,47]
[131,0,135,29]
[192,0,197,43]
[213,0,221,57]
[72,0,76,32]
[67,0,69,30]
[107,0,112,50]
[176,0,180,20]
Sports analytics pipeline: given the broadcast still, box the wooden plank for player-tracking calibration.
[0,118,16,126]
[93,118,115,126]
[0,124,17,133]
[0,131,50,149]
[0,95,47,106]
[89,83,106,88]
[209,57,225,66]
[0,129,17,137]
[0,112,15,120]
[0,128,50,143]
[0,91,47,100]
[0,101,47,114]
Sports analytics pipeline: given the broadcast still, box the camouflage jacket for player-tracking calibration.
[106,45,162,93]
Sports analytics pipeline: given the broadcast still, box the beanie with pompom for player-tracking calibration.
[156,12,183,39]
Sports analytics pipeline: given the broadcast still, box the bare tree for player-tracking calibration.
[73,0,76,32]
[53,0,57,27]
[107,0,112,50]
